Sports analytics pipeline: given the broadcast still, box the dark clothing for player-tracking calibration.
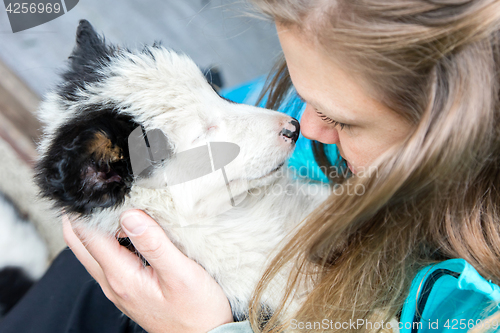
[0,248,146,333]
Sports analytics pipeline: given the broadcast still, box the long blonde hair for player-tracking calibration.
[248,1,500,332]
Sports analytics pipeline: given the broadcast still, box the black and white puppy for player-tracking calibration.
[35,20,330,319]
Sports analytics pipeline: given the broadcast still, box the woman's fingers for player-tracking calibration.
[63,211,233,333]
[62,215,103,280]
[119,210,194,289]
[65,210,217,305]
[62,215,117,301]
[62,215,151,300]
[74,219,142,272]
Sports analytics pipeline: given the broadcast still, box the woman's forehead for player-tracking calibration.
[277,25,392,125]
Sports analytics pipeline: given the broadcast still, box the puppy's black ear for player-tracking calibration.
[69,19,111,69]
[76,19,103,49]
[36,108,138,214]
[61,20,117,102]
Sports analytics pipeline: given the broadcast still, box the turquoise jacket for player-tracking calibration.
[206,79,500,332]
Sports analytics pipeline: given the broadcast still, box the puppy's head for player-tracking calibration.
[36,20,299,216]
[36,21,140,214]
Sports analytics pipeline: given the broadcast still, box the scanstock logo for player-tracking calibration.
[4,0,79,33]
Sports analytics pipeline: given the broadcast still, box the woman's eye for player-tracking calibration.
[297,95,352,130]
[315,110,351,130]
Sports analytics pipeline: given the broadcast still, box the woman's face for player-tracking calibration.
[276,23,413,174]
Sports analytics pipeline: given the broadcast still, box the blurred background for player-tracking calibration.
[0,0,281,316]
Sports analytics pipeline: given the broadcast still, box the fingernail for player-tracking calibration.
[121,212,148,236]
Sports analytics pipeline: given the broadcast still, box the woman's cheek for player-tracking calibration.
[341,137,369,172]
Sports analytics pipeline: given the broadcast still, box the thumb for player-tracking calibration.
[120,210,189,282]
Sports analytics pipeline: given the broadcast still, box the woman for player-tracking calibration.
[5,0,500,332]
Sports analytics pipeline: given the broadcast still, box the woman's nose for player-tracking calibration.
[300,104,340,144]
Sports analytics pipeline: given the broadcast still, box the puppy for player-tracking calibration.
[35,20,331,320]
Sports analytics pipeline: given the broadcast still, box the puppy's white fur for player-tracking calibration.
[37,46,331,316]
[0,195,48,279]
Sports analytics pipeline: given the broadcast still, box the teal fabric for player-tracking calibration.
[220,77,340,183]
[400,259,500,333]
[207,320,253,333]
[214,80,500,333]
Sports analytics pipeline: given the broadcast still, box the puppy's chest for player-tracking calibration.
[147,212,286,280]
[126,186,289,254]
[121,187,290,283]
[158,217,286,267]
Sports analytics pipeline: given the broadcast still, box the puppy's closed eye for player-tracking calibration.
[36,107,138,214]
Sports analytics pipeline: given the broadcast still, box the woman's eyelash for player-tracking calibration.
[315,110,351,130]
[296,95,351,130]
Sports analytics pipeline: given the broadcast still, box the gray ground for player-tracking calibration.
[0,0,282,97]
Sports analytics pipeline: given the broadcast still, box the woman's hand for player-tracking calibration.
[63,210,234,333]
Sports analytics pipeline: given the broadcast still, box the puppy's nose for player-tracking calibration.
[280,118,300,143]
